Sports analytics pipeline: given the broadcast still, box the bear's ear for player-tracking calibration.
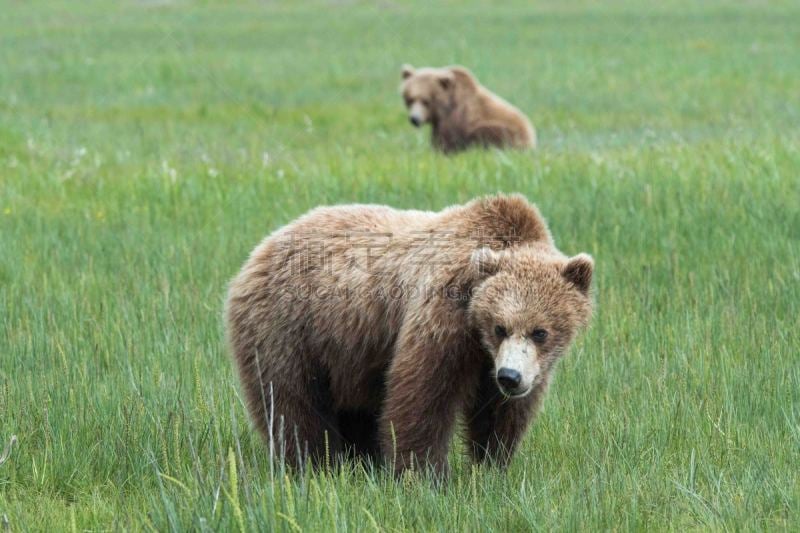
[401,64,415,80]
[562,253,594,295]
[470,247,502,277]
[438,71,455,90]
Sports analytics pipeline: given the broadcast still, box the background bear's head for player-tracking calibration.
[467,247,594,398]
[400,64,474,127]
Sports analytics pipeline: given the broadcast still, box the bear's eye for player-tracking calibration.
[530,329,548,343]
[404,97,412,106]
[494,325,508,338]
[421,99,429,107]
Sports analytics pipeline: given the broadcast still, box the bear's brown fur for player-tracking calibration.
[401,65,537,153]
[225,194,592,477]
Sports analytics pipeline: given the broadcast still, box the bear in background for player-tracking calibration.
[225,195,592,478]
[401,64,537,153]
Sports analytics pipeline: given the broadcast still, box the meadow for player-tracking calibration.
[1,0,799,530]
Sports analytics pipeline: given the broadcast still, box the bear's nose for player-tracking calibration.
[496,368,522,391]
[409,116,421,127]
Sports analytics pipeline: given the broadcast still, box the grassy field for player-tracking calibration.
[1,0,799,530]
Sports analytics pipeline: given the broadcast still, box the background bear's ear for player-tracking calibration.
[438,71,454,90]
[401,64,414,80]
[471,247,502,277]
[562,254,594,295]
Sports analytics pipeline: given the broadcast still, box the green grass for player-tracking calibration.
[1,0,799,530]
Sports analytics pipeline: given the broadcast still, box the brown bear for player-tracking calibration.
[401,64,537,153]
[225,194,592,477]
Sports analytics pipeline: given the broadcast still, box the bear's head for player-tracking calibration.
[467,246,594,398]
[400,64,474,127]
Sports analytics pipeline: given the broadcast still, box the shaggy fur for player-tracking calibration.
[225,194,593,477]
[401,65,537,153]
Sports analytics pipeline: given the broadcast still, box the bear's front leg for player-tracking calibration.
[379,322,471,479]
[465,360,548,467]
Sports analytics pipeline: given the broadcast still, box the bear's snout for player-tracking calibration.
[407,101,428,127]
[495,335,539,397]
[496,367,522,392]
